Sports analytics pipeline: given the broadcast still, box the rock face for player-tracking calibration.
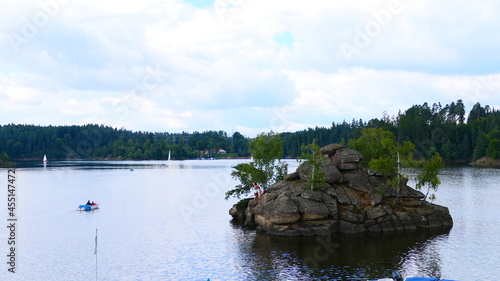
[229,144,453,236]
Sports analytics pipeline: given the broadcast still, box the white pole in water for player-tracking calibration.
[95,217,98,281]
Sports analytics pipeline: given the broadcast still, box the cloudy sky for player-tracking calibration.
[1,0,499,137]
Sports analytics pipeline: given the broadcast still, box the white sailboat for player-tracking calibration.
[43,155,48,163]
[168,150,171,161]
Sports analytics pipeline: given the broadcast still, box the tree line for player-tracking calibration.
[0,124,249,160]
[1,100,499,162]
[282,100,500,161]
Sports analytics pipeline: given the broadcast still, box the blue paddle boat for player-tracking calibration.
[77,203,99,211]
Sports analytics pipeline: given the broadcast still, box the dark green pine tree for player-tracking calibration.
[472,133,488,160]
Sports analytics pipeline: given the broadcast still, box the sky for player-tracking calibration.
[1,0,499,137]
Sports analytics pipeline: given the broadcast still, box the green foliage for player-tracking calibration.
[298,139,325,190]
[248,132,284,166]
[281,120,372,158]
[0,152,13,167]
[467,102,487,123]
[226,132,288,199]
[349,128,395,168]
[227,162,263,199]
[2,100,500,166]
[471,134,486,153]
[0,124,249,160]
[486,139,500,159]
[1,152,10,162]
[281,100,500,163]
[349,128,415,176]
[350,128,444,200]
[231,132,249,157]
[488,126,500,140]
[415,153,444,199]
[236,198,252,209]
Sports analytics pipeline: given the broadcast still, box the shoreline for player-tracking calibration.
[469,156,500,167]
[10,156,254,162]
[0,161,17,168]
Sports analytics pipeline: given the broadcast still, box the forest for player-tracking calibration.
[1,100,499,162]
[0,125,249,160]
[282,100,500,162]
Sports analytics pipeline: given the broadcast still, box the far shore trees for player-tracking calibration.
[0,152,13,167]
[1,100,499,164]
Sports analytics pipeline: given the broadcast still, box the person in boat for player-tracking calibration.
[91,201,95,205]
[86,200,92,205]
[252,182,263,204]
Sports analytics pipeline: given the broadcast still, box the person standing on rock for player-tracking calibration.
[252,182,263,204]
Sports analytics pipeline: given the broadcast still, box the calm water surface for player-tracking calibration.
[0,160,499,280]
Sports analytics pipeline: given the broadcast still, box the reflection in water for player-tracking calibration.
[230,222,450,280]
[14,159,243,170]
[399,233,449,279]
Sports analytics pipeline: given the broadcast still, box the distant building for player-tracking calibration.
[217,148,227,154]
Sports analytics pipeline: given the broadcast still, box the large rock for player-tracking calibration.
[229,201,247,220]
[338,220,367,234]
[254,194,301,231]
[292,197,329,221]
[366,206,387,220]
[261,192,278,205]
[339,210,364,223]
[330,147,363,170]
[231,143,453,236]
[265,194,300,224]
[301,190,323,202]
[284,171,301,181]
[320,143,345,157]
[297,155,342,185]
[344,169,375,194]
[244,199,259,226]
[266,180,308,196]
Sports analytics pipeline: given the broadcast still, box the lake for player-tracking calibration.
[1,160,499,280]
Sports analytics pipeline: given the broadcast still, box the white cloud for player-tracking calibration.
[284,68,500,126]
[0,0,499,136]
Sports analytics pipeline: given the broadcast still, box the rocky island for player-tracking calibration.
[229,144,453,236]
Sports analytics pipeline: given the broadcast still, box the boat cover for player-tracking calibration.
[78,205,91,211]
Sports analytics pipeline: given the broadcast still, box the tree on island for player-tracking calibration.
[349,128,444,201]
[297,139,326,191]
[225,131,288,199]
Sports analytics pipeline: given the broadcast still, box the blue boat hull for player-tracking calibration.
[77,203,99,211]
